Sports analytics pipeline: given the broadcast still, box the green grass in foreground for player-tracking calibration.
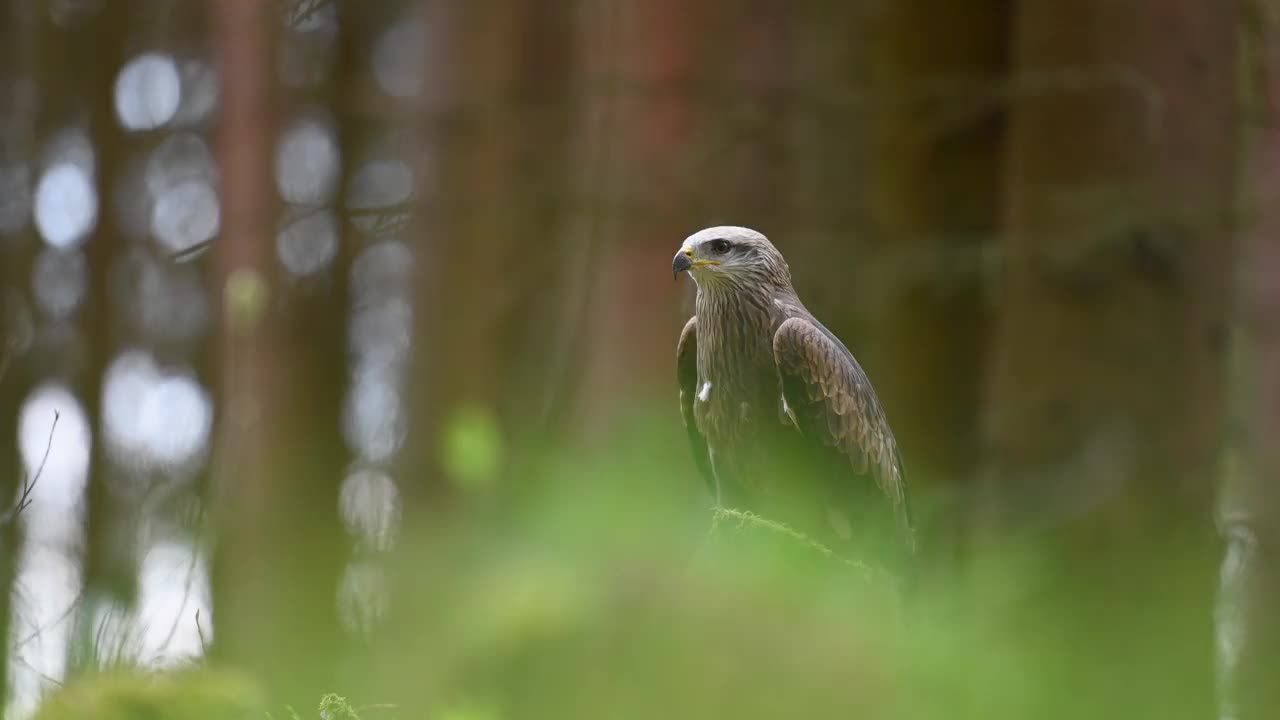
[31,411,1222,720]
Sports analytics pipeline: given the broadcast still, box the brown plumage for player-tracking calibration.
[673,226,914,560]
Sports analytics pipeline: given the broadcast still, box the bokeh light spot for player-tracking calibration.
[349,242,413,366]
[136,539,213,664]
[34,163,97,249]
[338,561,389,638]
[351,240,413,297]
[343,364,406,463]
[114,53,181,131]
[349,295,412,368]
[41,128,95,176]
[102,350,212,473]
[8,543,82,720]
[111,247,210,343]
[348,159,413,210]
[274,117,339,205]
[340,468,401,551]
[32,248,87,320]
[173,60,219,126]
[347,159,414,234]
[151,179,220,254]
[18,383,91,541]
[146,133,217,196]
[277,209,338,277]
[373,18,425,98]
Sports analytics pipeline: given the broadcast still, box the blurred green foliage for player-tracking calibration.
[31,668,264,720]
[32,410,1218,719]
[442,405,503,489]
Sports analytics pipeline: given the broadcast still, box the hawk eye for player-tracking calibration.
[709,239,731,254]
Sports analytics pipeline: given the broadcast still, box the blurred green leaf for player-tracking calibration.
[224,268,270,334]
[442,404,503,488]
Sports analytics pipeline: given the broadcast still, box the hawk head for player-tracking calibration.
[671,226,790,291]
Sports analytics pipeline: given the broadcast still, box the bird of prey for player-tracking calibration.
[673,226,915,561]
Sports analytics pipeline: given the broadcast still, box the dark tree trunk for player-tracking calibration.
[386,0,584,707]
[54,3,133,672]
[983,1,1237,717]
[0,0,41,705]
[1219,5,1280,717]
[403,0,579,503]
[689,0,794,232]
[860,0,1010,562]
[208,0,350,706]
[567,0,701,439]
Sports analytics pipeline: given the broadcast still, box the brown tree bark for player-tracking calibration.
[50,4,135,673]
[0,0,40,706]
[983,1,1237,717]
[1218,4,1280,716]
[383,0,588,706]
[208,0,349,706]
[565,0,796,506]
[860,0,1010,560]
[403,0,579,504]
[567,0,702,440]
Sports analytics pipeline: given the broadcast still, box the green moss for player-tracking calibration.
[32,668,265,720]
[317,693,360,720]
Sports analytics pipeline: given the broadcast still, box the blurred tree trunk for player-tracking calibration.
[56,5,134,670]
[860,2,1009,551]
[388,0,584,706]
[983,1,1237,717]
[404,0,578,505]
[0,0,39,706]
[568,0,700,439]
[1218,3,1280,717]
[566,0,793,495]
[693,0,793,229]
[208,0,349,707]
[0,286,23,715]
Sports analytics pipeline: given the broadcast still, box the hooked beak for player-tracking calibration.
[672,244,718,280]
[672,245,693,279]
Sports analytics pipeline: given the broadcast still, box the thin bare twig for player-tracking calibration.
[281,0,334,30]
[12,653,64,689]
[170,241,212,264]
[194,608,209,656]
[13,588,84,651]
[1,410,59,528]
[153,538,206,662]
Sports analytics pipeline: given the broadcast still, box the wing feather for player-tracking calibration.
[677,316,716,498]
[772,316,914,548]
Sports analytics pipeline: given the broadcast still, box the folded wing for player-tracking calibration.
[677,316,716,498]
[772,316,914,550]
